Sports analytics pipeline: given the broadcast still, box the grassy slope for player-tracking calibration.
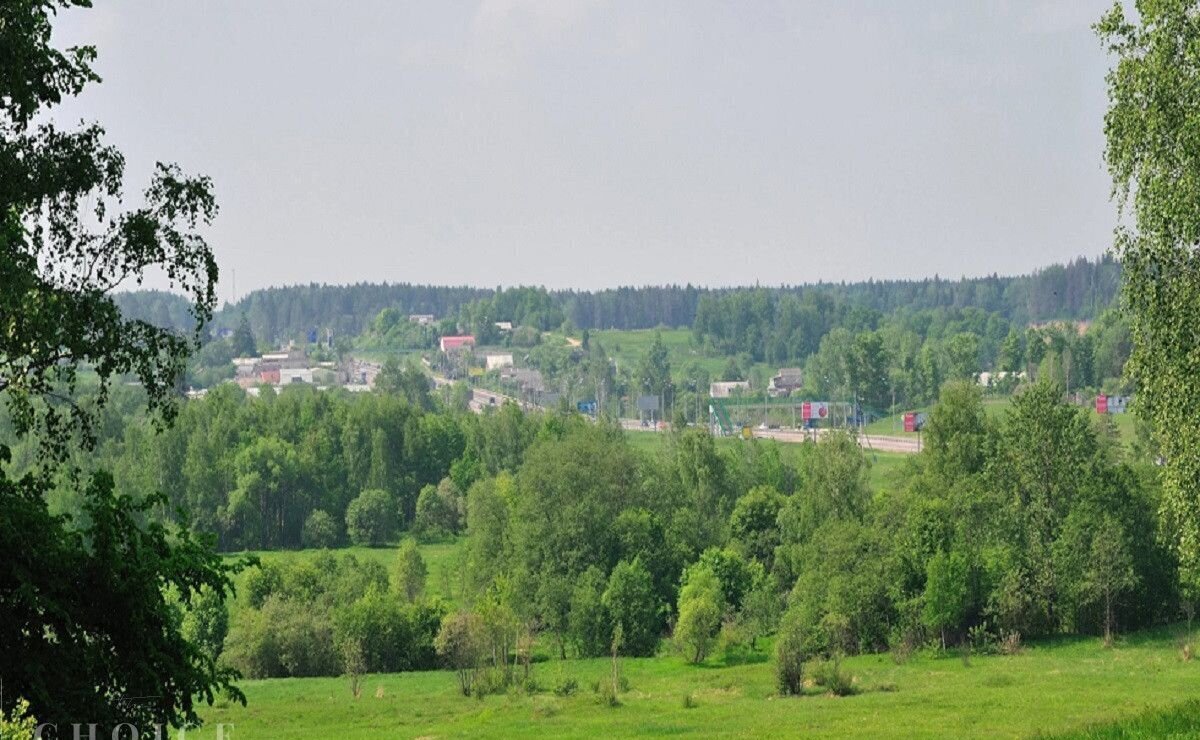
[200,627,1200,739]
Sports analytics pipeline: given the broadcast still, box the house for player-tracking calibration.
[281,368,314,384]
[501,367,544,393]
[768,368,804,396]
[409,314,435,326]
[494,321,513,332]
[485,353,514,371]
[710,381,750,398]
[440,335,476,353]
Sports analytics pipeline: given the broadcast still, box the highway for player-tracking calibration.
[431,373,920,453]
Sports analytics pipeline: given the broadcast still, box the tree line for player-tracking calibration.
[117,256,1121,346]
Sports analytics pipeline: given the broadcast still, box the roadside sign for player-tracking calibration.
[741,425,753,440]
[637,395,661,412]
[577,400,597,414]
[801,401,829,421]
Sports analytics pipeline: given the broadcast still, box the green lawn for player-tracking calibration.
[198,627,1200,738]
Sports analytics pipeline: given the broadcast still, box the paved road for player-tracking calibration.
[619,420,921,454]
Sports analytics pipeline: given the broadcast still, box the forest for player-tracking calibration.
[16,374,1172,696]
[115,255,1120,344]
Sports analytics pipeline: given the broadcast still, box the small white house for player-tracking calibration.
[280,368,314,384]
[710,381,750,398]
[485,353,514,371]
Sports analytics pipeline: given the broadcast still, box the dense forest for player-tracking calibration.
[116,255,1120,343]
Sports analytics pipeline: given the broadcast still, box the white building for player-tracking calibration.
[486,353,515,371]
[710,381,750,398]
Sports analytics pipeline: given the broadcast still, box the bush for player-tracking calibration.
[811,657,856,696]
[345,488,395,547]
[302,510,339,548]
[775,607,806,696]
[553,677,579,697]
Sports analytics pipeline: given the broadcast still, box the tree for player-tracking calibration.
[602,558,661,657]
[435,611,486,696]
[729,486,785,567]
[923,550,970,649]
[0,1,242,730]
[568,567,611,658]
[232,315,257,357]
[1080,516,1139,647]
[345,489,395,546]
[181,587,231,663]
[375,358,434,410]
[303,510,339,549]
[775,606,807,696]
[1098,0,1200,593]
[393,538,427,603]
[674,564,724,664]
[637,332,673,407]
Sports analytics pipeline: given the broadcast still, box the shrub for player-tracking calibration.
[811,657,856,696]
[345,489,395,546]
[302,509,339,548]
[775,607,806,696]
[553,677,579,697]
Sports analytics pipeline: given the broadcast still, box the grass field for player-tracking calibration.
[198,626,1200,738]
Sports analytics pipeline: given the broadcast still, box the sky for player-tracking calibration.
[52,1,1119,297]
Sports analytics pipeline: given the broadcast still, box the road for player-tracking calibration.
[619,420,921,454]
[432,370,920,453]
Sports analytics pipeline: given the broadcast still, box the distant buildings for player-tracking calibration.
[409,314,435,325]
[494,321,513,332]
[710,381,750,398]
[769,368,804,397]
[440,335,476,353]
[485,353,514,371]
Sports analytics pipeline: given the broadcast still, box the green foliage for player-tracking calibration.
[775,606,807,696]
[345,488,395,547]
[182,587,231,663]
[435,611,487,696]
[0,698,37,739]
[602,558,661,657]
[923,549,971,647]
[303,510,340,549]
[675,564,724,664]
[569,567,612,658]
[1098,0,1200,598]
[393,538,427,602]
[729,485,785,567]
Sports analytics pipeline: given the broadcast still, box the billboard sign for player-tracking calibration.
[637,395,661,412]
[801,401,830,421]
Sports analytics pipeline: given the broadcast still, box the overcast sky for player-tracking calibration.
[53,1,1117,297]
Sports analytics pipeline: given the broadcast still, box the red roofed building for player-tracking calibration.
[439,335,476,352]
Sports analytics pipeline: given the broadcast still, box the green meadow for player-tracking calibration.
[198,626,1200,739]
